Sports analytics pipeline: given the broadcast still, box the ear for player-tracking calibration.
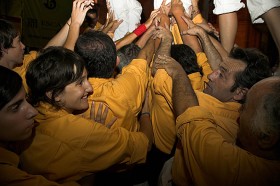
[258,132,279,150]
[46,91,61,102]
[233,87,248,102]
[116,56,120,66]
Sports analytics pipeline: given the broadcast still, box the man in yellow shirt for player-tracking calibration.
[75,30,154,132]
[156,56,280,185]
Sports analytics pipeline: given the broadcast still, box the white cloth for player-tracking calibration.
[154,0,192,15]
[213,0,245,15]
[108,0,142,41]
[247,0,280,23]
[158,157,174,186]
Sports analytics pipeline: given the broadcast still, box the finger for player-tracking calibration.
[101,106,108,124]
[96,102,103,122]
[106,117,117,129]
[90,101,95,120]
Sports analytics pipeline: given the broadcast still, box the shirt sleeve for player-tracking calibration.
[176,106,242,185]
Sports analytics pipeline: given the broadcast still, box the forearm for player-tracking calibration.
[63,22,81,51]
[174,13,202,53]
[197,30,222,70]
[135,26,155,49]
[137,38,155,65]
[116,33,137,51]
[139,114,153,151]
[172,73,198,117]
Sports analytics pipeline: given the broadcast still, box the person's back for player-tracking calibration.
[20,47,151,182]
[75,31,148,132]
[172,76,280,185]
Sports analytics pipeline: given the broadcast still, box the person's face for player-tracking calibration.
[56,68,93,113]
[5,35,25,68]
[0,87,38,141]
[203,58,246,102]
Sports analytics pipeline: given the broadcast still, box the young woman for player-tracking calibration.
[0,65,80,186]
[20,46,153,183]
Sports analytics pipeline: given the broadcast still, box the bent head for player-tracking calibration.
[237,77,280,159]
[204,47,272,103]
[0,66,37,142]
[75,31,117,78]
[26,46,93,113]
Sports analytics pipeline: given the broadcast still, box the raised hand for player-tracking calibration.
[71,0,94,26]
[154,54,186,78]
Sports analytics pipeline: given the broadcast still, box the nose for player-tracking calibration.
[21,41,25,50]
[84,79,93,94]
[207,69,220,81]
[26,102,38,119]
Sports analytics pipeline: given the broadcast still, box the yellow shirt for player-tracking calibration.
[172,106,280,186]
[0,147,78,186]
[151,53,213,154]
[13,51,38,91]
[83,59,148,132]
[20,102,148,182]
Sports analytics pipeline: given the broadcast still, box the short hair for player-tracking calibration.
[26,46,85,109]
[0,19,19,58]
[0,65,22,110]
[171,44,202,75]
[116,43,141,73]
[75,30,117,78]
[229,47,272,102]
[252,79,280,146]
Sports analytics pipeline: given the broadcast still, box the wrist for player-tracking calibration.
[140,112,150,117]
[133,24,147,37]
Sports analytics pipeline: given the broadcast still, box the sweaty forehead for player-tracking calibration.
[220,58,246,73]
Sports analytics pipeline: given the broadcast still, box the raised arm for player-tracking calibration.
[154,55,198,117]
[46,0,94,50]
[170,0,202,53]
[181,16,223,70]
[115,9,159,50]
[64,0,94,50]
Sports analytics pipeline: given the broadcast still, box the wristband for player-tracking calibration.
[133,24,147,37]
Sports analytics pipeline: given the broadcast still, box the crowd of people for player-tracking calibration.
[0,0,279,185]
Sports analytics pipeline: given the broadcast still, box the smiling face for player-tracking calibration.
[203,58,247,102]
[0,87,38,141]
[55,68,93,113]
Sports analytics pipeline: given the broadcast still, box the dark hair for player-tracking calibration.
[229,47,272,102]
[116,43,141,73]
[75,31,117,78]
[26,46,85,109]
[0,19,19,58]
[171,44,203,75]
[0,65,22,110]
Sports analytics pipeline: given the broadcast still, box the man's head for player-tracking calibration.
[0,19,25,69]
[171,44,202,75]
[0,66,38,142]
[237,77,280,160]
[204,47,272,103]
[116,43,141,73]
[75,30,118,78]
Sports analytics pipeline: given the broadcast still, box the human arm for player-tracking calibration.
[154,54,198,117]
[181,16,223,70]
[64,0,94,50]
[139,90,153,151]
[170,0,202,53]
[115,9,159,50]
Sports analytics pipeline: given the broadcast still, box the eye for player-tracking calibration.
[10,104,20,113]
